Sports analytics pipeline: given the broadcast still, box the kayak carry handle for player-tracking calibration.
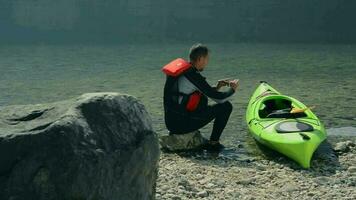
[299,133,310,140]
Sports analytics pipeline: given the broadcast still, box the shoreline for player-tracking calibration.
[156,139,356,199]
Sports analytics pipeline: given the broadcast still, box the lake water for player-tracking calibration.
[1,43,355,155]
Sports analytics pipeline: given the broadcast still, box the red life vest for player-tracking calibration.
[162,58,192,76]
[185,91,203,112]
[162,58,203,112]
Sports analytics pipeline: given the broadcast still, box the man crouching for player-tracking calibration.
[162,43,239,151]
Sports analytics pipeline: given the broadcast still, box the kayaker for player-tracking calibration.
[162,43,239,151]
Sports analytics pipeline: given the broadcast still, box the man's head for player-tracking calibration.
[189,43,209,71]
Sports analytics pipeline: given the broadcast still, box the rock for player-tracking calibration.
[205,183,216,189]
[334,142,348,152]
[314,176,331,186]
[159,130,208,151]
[180,168,188,175]
[236,178,256,185]
[197,190,209,197]
[178,177,190,187]
[198,178,211,185]
[160,184,170,191]
[215,180,225,187]
[307,192,315,197]
[171,195,182,200]
[0,93,160,200]
[281,183,299,192]
[195,173,204,180]
[334,140,355,153]
[347,166,356,173]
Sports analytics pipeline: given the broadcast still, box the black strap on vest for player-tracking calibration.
[163,73,194,112]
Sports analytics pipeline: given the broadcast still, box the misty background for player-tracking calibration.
[1,0,356,44]
[0,0,355,143]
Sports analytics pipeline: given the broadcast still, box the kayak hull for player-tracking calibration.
[246,82,327,168]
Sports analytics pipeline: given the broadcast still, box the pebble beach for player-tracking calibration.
[156,139,356,200]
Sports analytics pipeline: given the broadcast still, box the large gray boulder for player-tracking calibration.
[0,93,160,200]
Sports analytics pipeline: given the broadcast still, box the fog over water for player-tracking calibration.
[1,0,356,44]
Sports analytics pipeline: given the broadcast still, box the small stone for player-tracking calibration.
[314,176,330,186]
[180,168,188,174]
[161,185,169,191]
[197,190,209,197]
[307,192,315,197]
[282,183,299,192]
[172,195,182,200]
[195,173,204,180]
[198,178,210,185]
[178,178,189,186]
[178,185,185,190]
[256,164,266,171]
[165,193,174,198]
[215,180,225,187]
[236,178,256,185]
[334,141,354,153]
[205,183,215,189]
[347,166,356,173]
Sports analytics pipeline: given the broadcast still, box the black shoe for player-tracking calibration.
[201,141,225,152]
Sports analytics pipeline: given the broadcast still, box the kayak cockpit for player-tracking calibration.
[258,96,308,119]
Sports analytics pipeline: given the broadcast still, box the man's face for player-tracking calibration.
[195,54,209,71]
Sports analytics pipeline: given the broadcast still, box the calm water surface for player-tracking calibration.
[1,43,355,158]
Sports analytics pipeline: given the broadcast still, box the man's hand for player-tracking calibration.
[229,79,239,92]
[217,79,229,89]
[215,78,230,90]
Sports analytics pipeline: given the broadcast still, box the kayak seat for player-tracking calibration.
[259,99,292,118]
[259,99,307,119]
[275,121,314,133]
[266,110,307,118]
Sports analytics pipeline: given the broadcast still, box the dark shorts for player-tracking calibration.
[164,101,233,141]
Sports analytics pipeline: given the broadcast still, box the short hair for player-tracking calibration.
[189,43,209,62]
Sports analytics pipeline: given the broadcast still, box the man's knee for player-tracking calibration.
[217,101,233,114]
[223,101,233,112]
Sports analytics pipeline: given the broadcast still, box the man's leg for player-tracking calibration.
[188,101,233,141]
[209,101,233,141]
[165,101,233,141]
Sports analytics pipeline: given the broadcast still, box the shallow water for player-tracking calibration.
[1,43,355,158]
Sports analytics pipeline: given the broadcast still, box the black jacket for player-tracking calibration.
[163,66,235,114]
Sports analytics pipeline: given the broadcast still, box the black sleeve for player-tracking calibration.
[184,69,235,101]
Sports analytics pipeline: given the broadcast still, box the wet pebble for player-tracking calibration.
[197,190,209,197]
[347,166,356,173]
[236,177,256,185]
[334,140,355,153]
[281,183,299,192]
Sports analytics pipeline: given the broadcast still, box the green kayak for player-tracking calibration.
[246,81,327,168]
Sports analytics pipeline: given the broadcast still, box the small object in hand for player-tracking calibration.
[229,79,239,88]
[218,77,232,82]
[218,78,230,86]
[216,78,231,89]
